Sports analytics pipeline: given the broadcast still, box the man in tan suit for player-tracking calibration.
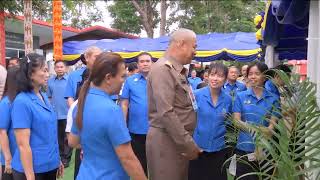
[0,64,7,99]
[147,28,202,180]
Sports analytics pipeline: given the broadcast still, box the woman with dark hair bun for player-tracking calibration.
[68,52,147,180]
[11,53,63,180]
[233,62,280,180]
[0,66,19,180]
[265,64,292,98]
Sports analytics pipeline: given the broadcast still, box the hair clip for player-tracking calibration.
[26,56,31,63]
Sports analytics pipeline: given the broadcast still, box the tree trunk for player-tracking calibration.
[159,0,168,36]
[0,10,5,66]
[131,0,154,38]
[24,0,33,54]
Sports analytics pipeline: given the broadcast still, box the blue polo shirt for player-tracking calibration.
[64,67,86,99]
[71,88,131,180]
[233,88,280,153]
[120,73,148,134]
[11,91,60,173]
[223,80,247,97]
[265,80,280,98]
[47,74,68,120]
[188,77,202,90]
[193,87,232,152]
[0,96,17,165]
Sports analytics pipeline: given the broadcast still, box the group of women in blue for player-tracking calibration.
[0,52,148,180]
[0,67,18,180]
[188,62,281,180]
[0,53,63,180]
[0,51,282,180]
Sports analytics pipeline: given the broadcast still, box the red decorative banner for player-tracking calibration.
[24,0,33,54]
[0,11,5,66]
[53,0,63,60]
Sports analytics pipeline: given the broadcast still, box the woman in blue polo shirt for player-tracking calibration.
[0,67,19,180]
[189,63,232,180]
[68,52,147,180]
[11,53,63,180]
[233,62,280,180]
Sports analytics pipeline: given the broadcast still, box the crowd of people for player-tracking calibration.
[0,28,292,180]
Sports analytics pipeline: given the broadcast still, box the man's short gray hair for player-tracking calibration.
[169,28,196,44]
[84,46,102,57]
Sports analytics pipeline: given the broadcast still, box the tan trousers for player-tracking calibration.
[146,127,189,180]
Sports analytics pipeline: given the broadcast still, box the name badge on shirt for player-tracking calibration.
[134,78,139,82]
[222,108,227,117]
[247,152,256,162]
[188,85,198,112]
[222,108,226,114]
[244,99,251,104]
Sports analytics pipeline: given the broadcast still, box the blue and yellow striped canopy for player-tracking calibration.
[63,32,261,64]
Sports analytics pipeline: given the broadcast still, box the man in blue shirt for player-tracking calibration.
[188,69,202,90]
[120,52,152,175]
[47,60,71,167]
[223,65,246,97]
[64,47,102,107]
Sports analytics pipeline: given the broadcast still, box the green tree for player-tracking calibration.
[108,0,161,38]
[108,1,143,35]
[108,0,175,38]
[0,0,102,29]
[107,0,264,37]
[170,0,265,34]
[62,0,103,29]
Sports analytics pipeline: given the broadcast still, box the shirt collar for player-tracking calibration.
[225,80,238,86]
[203,86,225,108]
[136,73,147,80]
[88,87,111,99]
[247,88,273,100]
[55,74,67,80]
[164,54,187,75]
[27,91,51,111]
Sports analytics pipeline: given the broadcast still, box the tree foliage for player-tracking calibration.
[108,0,265,37]
[108,1,143,35]
[0,0,102,29]
[108,0,161,38]
[169,0,265,34]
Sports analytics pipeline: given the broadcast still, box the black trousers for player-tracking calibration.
[235,149,274,180]
[12,169,57,180]
[130,133,148,176]
[74,148,81,180]
[1,165,13,180]
[235,150,260,180]
[58,119,73,165]
[225,123,239,157]
[189,149,228,180]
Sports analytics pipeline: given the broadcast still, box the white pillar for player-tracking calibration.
[306,1,320,180]
[307,0,320,104]
[265,45,280,68]
[265,45,275,67]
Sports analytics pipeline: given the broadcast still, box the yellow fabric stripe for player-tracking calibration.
[194,50,224,57]
[63,54,81,61]
[63,48,261,61]
[225,48,262,56]
[261,0,272,30]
